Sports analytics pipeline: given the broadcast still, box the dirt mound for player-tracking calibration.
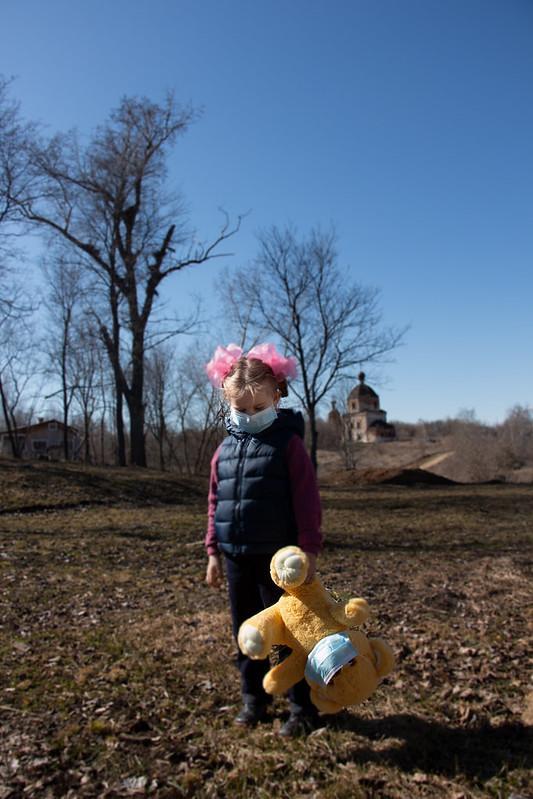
[329,466,459,486]
[380,468,459,486]
[0,457,205,512]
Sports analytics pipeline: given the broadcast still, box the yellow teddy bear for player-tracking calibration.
[238,546,395,714]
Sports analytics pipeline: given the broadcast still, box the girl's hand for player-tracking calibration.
[206,554,223,589]
[304,552,317,583]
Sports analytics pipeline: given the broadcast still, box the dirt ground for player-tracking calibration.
[0,459,532,798]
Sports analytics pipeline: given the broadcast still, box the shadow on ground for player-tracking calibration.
[328,712,532,780]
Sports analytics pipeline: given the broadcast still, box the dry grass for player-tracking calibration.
[0,459,532,798]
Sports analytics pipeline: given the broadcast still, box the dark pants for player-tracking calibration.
[224,552,315,715]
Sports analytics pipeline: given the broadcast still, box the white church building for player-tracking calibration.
[341,372,396,443]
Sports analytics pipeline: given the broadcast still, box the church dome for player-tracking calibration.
[348,372,378,401]
[328,399,342,426]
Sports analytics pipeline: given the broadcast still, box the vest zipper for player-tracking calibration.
[235,434,251,543]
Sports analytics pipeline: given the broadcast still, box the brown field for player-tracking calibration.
[0,458,532,798]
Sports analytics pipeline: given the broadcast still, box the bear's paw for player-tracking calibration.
[273,549,307,587]
[238,624,266,658]
[369,638,395,679]
[345,598,370,624]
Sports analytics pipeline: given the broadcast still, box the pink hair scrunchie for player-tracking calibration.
[205,342,298,388]
[246,343,298,382]
[205,343,243,388]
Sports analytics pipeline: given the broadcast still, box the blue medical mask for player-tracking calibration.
[305,632,358,687]
[230,404,278,435]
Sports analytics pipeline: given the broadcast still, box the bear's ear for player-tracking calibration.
[369,638,395,679]
[270,546,308,589]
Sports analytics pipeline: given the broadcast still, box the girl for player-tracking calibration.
[204,342,323,737]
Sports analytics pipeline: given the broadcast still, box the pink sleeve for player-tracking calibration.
[205,445,222,557]
[286,435,323,555]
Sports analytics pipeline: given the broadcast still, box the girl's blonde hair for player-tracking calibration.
[223,357,289,400]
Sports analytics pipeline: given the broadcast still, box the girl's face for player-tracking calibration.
[229,383,279,416]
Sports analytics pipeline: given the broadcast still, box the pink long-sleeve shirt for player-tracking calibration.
[205,434,322,557]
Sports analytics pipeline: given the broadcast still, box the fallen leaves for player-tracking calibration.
[0,469,532,798]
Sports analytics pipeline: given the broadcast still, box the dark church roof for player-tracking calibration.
[369,419,394,429]
[348,372,378,401]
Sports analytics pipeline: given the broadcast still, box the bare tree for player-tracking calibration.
[328,377,374,471]
[6,93,241,466]
[0,316,37,457]
[145,343,175,471]
[70,320,104,464]
[450,411,499,482]
[0,343,23,457]
[185,355,224,475]
[0,77,32,247]
[0,77,36,456]
[92,343,116,466]
[0,77,35,338]
[160,348,224,475]
[222,226,405,469]
[42,250,87,459]
[497,404,533,470]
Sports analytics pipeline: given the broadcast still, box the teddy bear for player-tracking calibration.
[238,546,395,714]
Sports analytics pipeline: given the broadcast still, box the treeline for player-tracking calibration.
[0,78,403,471]
[392,408,533,482]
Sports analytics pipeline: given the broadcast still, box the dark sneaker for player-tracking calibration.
[234,703,268,727]
[279,711,320,737]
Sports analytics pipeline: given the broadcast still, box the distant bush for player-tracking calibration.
[446,406,533,482]
[389,418,457,441]
[449,419,500,482]
[309,416,343,451]
[496,405,533,470]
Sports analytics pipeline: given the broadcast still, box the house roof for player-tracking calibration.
[0,418,78,435]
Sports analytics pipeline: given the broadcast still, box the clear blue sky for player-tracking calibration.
[2,0,532,423]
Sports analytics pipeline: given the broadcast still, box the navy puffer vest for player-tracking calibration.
[215,409,305,556]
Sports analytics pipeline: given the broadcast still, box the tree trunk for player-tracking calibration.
[61,311,71,460]
[308,405,319,472]
[129,395,146,467]
[157,389,166,471]
[115,386,126,466]
[0,377,20,458]
[99,413,105,465]
[107,284,126,466]
[180,417,191,476]
[84,410,91,463]
[127,326,147,467]
[157,417,166,472]
[158,434,165,471]
[63,406,69,460]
